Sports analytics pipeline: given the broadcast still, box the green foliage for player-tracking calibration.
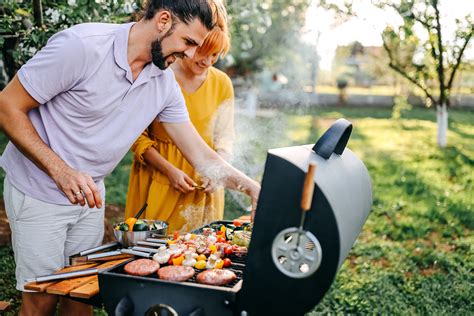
[392,96,413,119]
[0,0,138,77]
[0,246,20,315]
[226,0,311,76]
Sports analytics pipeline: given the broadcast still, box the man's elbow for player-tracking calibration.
[0,95,23,131]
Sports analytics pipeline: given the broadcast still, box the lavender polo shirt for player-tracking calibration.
[0,22,189,204]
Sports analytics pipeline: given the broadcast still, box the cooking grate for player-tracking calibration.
[109,253,246,289]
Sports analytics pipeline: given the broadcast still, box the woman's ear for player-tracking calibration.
[154,10,172,33]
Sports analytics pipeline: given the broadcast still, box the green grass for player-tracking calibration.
[0,106,473,314]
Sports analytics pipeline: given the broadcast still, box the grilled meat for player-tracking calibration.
[158,266,195,282]
[124,259,160,276]
[196,269,236,286]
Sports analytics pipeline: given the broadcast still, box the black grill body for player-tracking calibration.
[100,264,240,315]
[98,118,372,316]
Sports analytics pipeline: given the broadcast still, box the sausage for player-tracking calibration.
[124,259,160,276]
[196,269,236,286]
[158,265,195,282]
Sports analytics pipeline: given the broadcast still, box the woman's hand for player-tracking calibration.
[165,167,196,193]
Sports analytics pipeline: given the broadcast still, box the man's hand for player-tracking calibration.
[165,166,195,193]
[241,179,260,221]
[52,165,102,208]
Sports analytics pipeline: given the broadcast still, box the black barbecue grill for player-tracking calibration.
[98,118,372,315]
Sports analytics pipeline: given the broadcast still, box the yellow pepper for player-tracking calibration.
[215,259,224,269]
[124,218,137,231]
[172,255,184,266]
[190,234,197,240]
[209,244,217,253]
[220,225,226,233]
[195,260,206,270]
[196,254,207,262]
[167,240,177,246]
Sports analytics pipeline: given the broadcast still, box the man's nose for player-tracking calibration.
[184,46,198,59]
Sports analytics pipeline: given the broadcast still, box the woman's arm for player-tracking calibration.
[132,129,196,193]
[162,121,260,216]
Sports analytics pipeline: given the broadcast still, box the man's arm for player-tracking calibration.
[162,121,260,215]
[0,76,102,208]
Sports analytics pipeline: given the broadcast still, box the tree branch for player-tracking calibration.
[446,31,472,91]
[382,40,437,106]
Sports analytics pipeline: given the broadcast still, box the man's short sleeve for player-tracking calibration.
[17,29,87,104]
[158,79,190,123]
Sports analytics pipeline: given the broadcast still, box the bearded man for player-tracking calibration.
[0,1,260,315]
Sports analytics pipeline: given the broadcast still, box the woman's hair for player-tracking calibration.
[197,0,230,57]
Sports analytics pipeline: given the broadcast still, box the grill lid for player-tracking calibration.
[238,118,372,315]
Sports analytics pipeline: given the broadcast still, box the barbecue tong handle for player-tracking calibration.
[312,118,353,159]
[301,162,317,211]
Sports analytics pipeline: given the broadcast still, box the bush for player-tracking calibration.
[0,0,140,83]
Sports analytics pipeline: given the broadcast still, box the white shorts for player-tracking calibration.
[3,177,105,291]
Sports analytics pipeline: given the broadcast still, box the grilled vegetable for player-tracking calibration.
[124,218,137,231]
[133,220,148,231]
[231,231,251,247]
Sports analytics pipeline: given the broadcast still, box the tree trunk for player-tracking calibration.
[32,0,43,27]
[436,103,448,148]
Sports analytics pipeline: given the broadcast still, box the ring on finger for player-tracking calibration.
[75,191,82,197]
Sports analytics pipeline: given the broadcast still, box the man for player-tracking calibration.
[0,0,260,315]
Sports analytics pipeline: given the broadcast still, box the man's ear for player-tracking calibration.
[154,10,172,33]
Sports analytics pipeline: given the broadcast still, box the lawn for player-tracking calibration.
[0,106,473,314]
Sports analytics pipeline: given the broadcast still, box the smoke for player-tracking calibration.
[180,202,216,232]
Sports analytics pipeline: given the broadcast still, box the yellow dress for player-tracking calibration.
[124,67,234,233]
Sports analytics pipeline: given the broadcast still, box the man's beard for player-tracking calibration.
[151,25,178,70]
[151,38,168,70]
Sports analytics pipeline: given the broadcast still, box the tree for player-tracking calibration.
[321,0,473,147]
[226,0,311,77]
[0,0,136,86]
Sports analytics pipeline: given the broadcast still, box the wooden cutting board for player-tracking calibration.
[24,263,98,292]
[24,258,130,298]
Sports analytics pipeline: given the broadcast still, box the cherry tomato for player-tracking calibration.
[168,254,177,265]
[216,237,226,243]
[233,220,243,227]
[224,246,233,256]
[173,231,180,240]
[223,258,232,268]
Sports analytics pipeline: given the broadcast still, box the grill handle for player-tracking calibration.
[312,118,352,159]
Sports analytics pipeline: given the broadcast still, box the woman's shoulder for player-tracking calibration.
[209,67,232,85]
[208,67,233,98]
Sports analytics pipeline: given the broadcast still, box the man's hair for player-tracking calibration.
[143,0,222,30]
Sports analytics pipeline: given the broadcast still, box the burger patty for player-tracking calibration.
[124,259,160,276]
[158,266,195,282]
[196,269,237,286]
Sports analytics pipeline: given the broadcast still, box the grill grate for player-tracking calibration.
[110,253,247,289]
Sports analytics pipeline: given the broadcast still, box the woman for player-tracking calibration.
[124,24,234,232]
